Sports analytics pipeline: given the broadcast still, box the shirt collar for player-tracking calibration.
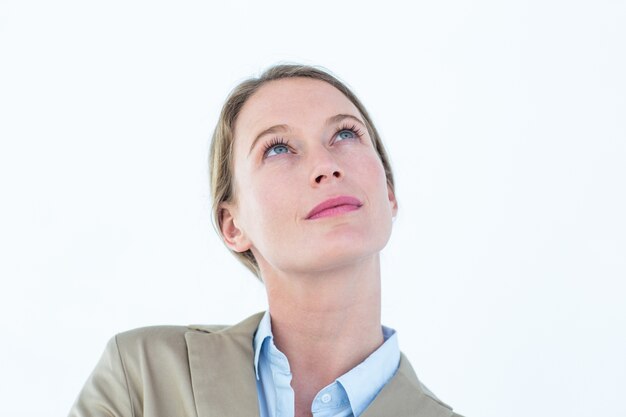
[253,309,273,380]
[253,309,401,414]
[336,325,399,416]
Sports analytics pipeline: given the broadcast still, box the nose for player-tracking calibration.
[310,147,344,186]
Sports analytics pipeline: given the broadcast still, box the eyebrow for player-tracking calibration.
[247,113,366,157]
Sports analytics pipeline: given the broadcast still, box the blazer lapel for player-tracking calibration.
[185,311,455,417]
[185,311,265,417]
[360,353,455,417]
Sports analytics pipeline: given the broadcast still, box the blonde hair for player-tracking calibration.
[208,63,396,281]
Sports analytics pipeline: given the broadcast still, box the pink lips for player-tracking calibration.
[306,195,363,220]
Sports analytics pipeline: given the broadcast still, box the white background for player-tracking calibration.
[1,1,625,416]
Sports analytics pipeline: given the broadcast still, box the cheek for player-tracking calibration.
[247,173,299,227]
[243,176,301,258]
[353,153,392,218]
[353,151,388,189]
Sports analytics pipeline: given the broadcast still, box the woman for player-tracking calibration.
[69,63,464,417]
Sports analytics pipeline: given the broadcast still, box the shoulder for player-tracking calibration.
[70,325,213,417]
[112,323,229,357]
[98,324,234,382]
[104,324,235,406]
[69,316,263,417]
[115,324,199,343]
[108,312,262,361]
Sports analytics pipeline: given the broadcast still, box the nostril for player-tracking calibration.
[315,170,341,184]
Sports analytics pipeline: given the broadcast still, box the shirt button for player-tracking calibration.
[321,393,332,403]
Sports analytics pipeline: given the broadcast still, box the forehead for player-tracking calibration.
[234,77,361,143]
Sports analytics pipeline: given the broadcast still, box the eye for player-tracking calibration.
[262,137,291,158]
[334,123,365,143]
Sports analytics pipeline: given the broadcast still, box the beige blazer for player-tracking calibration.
[68,311,463,417]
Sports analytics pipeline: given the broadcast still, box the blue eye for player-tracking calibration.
[263,138,291,158]
[268,144,289,156]
[336,129,357,141]
[335,123,365,143]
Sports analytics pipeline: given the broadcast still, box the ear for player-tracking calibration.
[387,182,398,218]
[218,202,252,253]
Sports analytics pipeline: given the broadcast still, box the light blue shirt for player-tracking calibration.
[253,310,400,417]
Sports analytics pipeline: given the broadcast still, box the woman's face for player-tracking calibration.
[221,77,397,277]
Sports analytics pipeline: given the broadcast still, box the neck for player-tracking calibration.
[261,254,384,397]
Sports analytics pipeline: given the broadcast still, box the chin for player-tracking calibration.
[266,220,393,273]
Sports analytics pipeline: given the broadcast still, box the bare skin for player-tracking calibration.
[264,254,385,417]
[219,77,397,416]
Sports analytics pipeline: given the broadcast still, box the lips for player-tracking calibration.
[306,195,363,220]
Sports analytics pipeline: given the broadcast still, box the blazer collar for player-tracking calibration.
[186,311,264,417]
[360,352,455,417]
[185,311,454,417]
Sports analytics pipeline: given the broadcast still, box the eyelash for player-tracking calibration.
[262,123,366,158]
